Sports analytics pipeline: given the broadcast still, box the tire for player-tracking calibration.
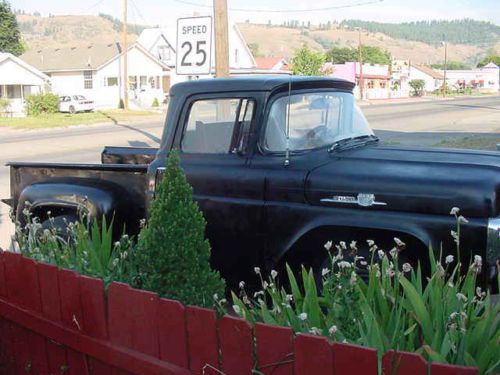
[69,105,76,114]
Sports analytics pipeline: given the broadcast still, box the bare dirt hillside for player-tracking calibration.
[238,23,489,65]
[17,15,138,50]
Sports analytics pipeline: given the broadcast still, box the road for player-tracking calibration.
[1,95,499,248]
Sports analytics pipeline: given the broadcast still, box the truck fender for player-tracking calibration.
[16,179,139,235]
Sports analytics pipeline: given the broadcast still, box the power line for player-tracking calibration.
[170,0,384,13]
[129,0,150,25]
[82,0,107,14]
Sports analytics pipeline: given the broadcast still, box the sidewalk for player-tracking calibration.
[358,93,499,106]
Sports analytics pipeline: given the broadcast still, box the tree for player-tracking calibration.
[431,61,470,70]
[292,46,326,76]
[325,47,357,63]
[133,150,225,307]
[408,79,426,97]
[0,1,24,55]
[360,45,391,65]
[325,45,391,65]
[477,50,500,67]
[248,42,260,58]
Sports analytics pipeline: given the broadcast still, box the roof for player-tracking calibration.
[255,57,288,70]
[137,27,177,52]
[483,62,499,69]
[170,76,355,96]
[412,64,444,79]
[20,43,169,72]
[0,52,50,84]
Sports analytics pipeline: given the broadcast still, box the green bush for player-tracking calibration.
[25,93,59,116]
[409,79,426,97]
[151,98,159,107]
[225,208,499,373]
[118,98,124,109]
[0,98,10,114]
[132,150,225,307]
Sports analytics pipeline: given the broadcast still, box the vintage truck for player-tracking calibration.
[3,76,500,289]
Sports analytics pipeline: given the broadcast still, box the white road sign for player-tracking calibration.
[176,16,213,75]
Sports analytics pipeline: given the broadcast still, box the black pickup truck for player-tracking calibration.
[3,76,500,289]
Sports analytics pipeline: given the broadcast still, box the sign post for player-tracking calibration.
[176,16,213,76]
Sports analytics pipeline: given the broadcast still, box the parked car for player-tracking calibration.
[59,95,94,114]
[3,77,499,291]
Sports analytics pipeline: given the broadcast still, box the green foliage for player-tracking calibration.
[409,79,426,96]
[292,46,326,76]
[133,150,225,307]
[341,19,500,46]
[477,50,500,67]
[224,209,499,373]
[25,93,59,116]
[151,98,159,108]
[431,61,471,70]
[248,42,260,57]
[326,45,391,65]
[118,98,124,109]
[14,210,134,285]
[0,0,24,55]
[0,98,9,113]
[98,13,146,36]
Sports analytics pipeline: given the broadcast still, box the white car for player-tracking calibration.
[59,95,95,114]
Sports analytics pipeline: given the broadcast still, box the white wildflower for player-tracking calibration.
[337,261,352,269]
[262,281,269,289]
[309,327,321,335]
[445,255,454,264]
[394,237,405,247]
[213,293,218,300]
[112,258,119,268]
[271,270,278,279]
[350,241,357,250]
[339,241,347,250]
[298,312,307,321]
[402,263,412,273]
[120,251,128,260]
[254,267,261,274]
[458,216,469,224]
[285,294,293,302]
[470,255,482,274]
[321,268,330,276]
[253,291,265,298]
[450,207,460,216]
[219,299,227,304]
[389,247,398,258]
[114,241,121,247]
[378,250,385,259]
[239,281,245,289]
[476,287,482,297]
[232,305,241,315]
[449,312,459,320]
[243,296,251,305]
[324,241,333,251]
[328,325,338,335]
[367,239,375,247]
[456,293,467,303]
[139,218,146,228]
[369,245,378,253]
[360,260,368,266]
[350,271,357,285]
[451,230,459,244]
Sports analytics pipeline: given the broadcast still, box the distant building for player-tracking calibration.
[391,59,411,97]
[255,57,290,72]
[438,62,499,93]
[326,62,391,99]
[0,52,50,116]
[138,22,257,88]
[408,64,444,93]
[21,43,170,110]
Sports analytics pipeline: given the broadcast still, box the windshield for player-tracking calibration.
[263,91,373,152]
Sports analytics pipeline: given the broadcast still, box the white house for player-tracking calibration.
[137,21,256,86]
[438,63,499,93]
[0,52,50,116]
[408,64,444,93]
[21,43,170,109]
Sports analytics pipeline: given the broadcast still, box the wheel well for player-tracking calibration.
[29,205,80,225]
[276,225,429,274]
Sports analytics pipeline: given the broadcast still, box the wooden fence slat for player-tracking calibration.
[186,305,220,374]
[157,298,189,368]
[4,252,24,307]
[431,362,479,375]
[0,252,7,297]
[255,323,294,375]
[218,315,254,375]
[294,334,333,375]
[80,275,114,375]
[58,268,88,375]
[38,261,69,375]
[382,350,428,375]
[0,319,15,374]
[332,342,378,374]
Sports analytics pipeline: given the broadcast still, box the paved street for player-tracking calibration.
[0,95,499,248]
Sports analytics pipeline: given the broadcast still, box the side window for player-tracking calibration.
[182,98,254,154]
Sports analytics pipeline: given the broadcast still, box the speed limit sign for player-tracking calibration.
[176,16,213,75]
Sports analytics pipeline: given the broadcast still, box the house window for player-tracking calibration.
[158,46,171,61]
[6,85,21,98]
[156,76,160,89]
[84,70,93,89]
[367,80,375,89]
[140,76,147,90]
[380,81,387,89]
[149,76,156,89]
[235,49,239,64]
[104,77,118,87]
[129,76,137,90]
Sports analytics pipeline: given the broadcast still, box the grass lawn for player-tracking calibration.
[434,136,500,151]
[0,110,162,129]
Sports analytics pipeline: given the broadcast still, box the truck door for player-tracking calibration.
[176,95,265,290]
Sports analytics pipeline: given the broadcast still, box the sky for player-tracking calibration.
[9,0,500,26]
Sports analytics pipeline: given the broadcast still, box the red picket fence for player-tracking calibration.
[0,251,479,375]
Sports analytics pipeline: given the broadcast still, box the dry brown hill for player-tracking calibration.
[238,23,491,65]
[17,15,138,50]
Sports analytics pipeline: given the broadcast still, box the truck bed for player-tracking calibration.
[101,146,159,165]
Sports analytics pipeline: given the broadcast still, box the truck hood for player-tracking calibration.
[305,145,500,218]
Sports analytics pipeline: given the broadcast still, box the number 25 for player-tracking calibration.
[181,41,207,67]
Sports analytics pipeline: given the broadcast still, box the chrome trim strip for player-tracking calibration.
[320,193,387,207]
[486,217,500,265]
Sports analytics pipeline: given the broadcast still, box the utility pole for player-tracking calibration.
[442,40,447,98]
[122,0,129,110]
[358,28,364,100]
[213,0,229,78]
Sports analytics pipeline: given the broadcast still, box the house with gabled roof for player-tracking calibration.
[0,52,50,116]
[21,42,170,109]
[137,21,257,86]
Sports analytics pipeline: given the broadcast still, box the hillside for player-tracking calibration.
[238,23,498,65]
[17,14,139,50]
[340,19,500,46]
